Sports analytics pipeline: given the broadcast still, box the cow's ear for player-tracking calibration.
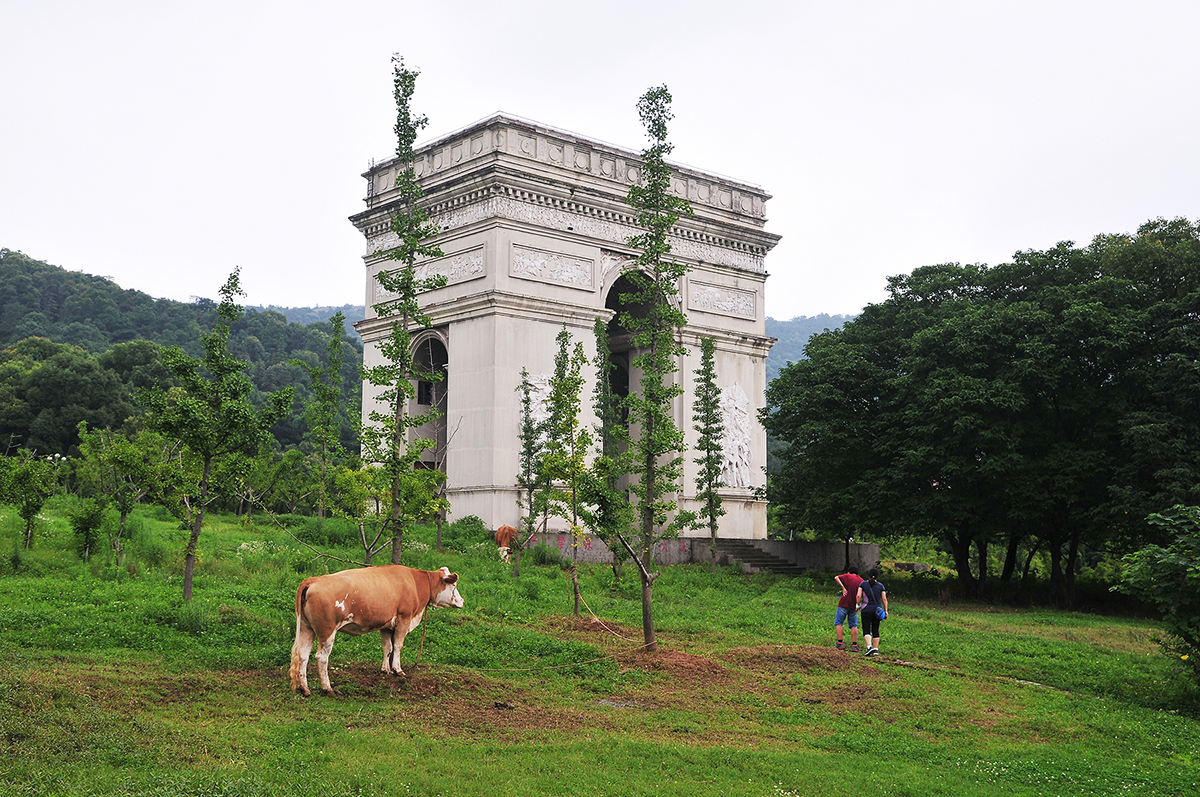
[443,573,459,585]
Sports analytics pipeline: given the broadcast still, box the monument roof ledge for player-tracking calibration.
[366,111,765,193]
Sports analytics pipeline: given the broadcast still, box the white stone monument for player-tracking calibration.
[352,114,780,538]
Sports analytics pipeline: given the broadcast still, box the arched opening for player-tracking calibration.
[604,274,642,425]
[412,333,448,471]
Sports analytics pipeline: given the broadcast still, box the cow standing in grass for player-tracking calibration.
[495,525,518,563]
[289,565,464,696]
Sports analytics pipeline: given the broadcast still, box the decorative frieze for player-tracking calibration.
[688,281,756,319]
[421,194,766,274]
[511,245,594,291]
[371,246,486,304]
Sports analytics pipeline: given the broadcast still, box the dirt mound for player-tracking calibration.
[543,614,641,642]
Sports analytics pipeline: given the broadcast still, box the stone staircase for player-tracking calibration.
[712,539,807,577]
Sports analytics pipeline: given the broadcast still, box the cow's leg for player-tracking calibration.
[290,614,316,697]
[380,628,401,675]
[389,628,409,677]
[315,630,338,695]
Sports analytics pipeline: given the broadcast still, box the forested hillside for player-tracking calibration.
[765,314,854,383]
[247,304,366,328]
[0,249,361,455]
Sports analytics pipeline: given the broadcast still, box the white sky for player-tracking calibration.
[2,1,1197,320]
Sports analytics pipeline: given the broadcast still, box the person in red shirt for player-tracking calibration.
[833,567,863,651]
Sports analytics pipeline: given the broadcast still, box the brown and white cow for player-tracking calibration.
[289,565,464,696]
[495,525,518,563]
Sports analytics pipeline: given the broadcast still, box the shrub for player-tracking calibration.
[443,515,489,553]
[176,602,208,635]
[67,498,107,562]
[1116,505,1200,683]
[528,542,566,568]
[289,516,357,547]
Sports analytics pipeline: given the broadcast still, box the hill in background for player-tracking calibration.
[0,249,361,454]
[247,304,366,328]
[766,314,854,382]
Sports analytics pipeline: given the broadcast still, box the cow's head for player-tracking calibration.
[432,567,464,609]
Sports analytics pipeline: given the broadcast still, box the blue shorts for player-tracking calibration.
[834,606,858,628]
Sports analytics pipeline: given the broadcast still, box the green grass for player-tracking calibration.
[0,502,1197,796]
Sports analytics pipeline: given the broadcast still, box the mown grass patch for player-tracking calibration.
[0,506,1198,795]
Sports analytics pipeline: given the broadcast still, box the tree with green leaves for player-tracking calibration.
[68,497,107,562]
[77,422,181,579]
[512,367,549,578]
[692,336,725,573]
[138,268,293,600]
[611,85,696,651]
[360,55,448,564]
[762,218,1200,606]
[541,327,593,613]
[329,463,420,567]
[294,311,347,518]
[1117,505,1200,684]
[580,318,633,579]
[543,329,592,545]
[3,449,56,549]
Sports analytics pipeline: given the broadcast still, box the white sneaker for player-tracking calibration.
[866,647,879,657]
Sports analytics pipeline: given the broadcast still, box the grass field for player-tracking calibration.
[0,502,1197,796]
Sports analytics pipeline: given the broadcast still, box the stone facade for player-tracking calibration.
[351,114,780,538]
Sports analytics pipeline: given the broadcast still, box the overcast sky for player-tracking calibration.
[2,1,1197,320]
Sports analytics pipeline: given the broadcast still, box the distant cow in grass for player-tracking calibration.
[495,525,518,563]
[289,565,464,696]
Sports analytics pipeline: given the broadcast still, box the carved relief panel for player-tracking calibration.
[372,245,487,304]
[510,244,595,291]
[688,281,757,320]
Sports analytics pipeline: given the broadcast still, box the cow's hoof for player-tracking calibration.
[298,688,311,698]
[320,688,337,697]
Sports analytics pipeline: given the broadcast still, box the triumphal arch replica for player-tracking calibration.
[351,114,780,538]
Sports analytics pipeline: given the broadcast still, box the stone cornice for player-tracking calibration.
[353,183,778,275]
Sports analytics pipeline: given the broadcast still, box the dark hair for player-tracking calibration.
[868,567,879,582]
[848,566,858,575]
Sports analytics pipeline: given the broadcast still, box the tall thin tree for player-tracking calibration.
[692,336,726,573]
[360,55,447,563]
[513,367,548,577]
[581,317,633,578]
[611,85,696,651]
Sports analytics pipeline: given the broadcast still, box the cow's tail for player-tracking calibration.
[289,581,313,691]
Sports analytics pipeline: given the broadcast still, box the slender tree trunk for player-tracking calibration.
[571,564,581,617]
[641,578,657,653]
[1009,540,1042,604]
[1047,531,1068,607]
[711,521,719,575]
[318,439,327,519]
[183,461,212,602]
[1000,531,1021,582]
[1064,530,1082,608]
[947,530,978,598]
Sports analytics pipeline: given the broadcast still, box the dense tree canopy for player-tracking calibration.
[0,249,362,455]
[762,218,1200,606]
